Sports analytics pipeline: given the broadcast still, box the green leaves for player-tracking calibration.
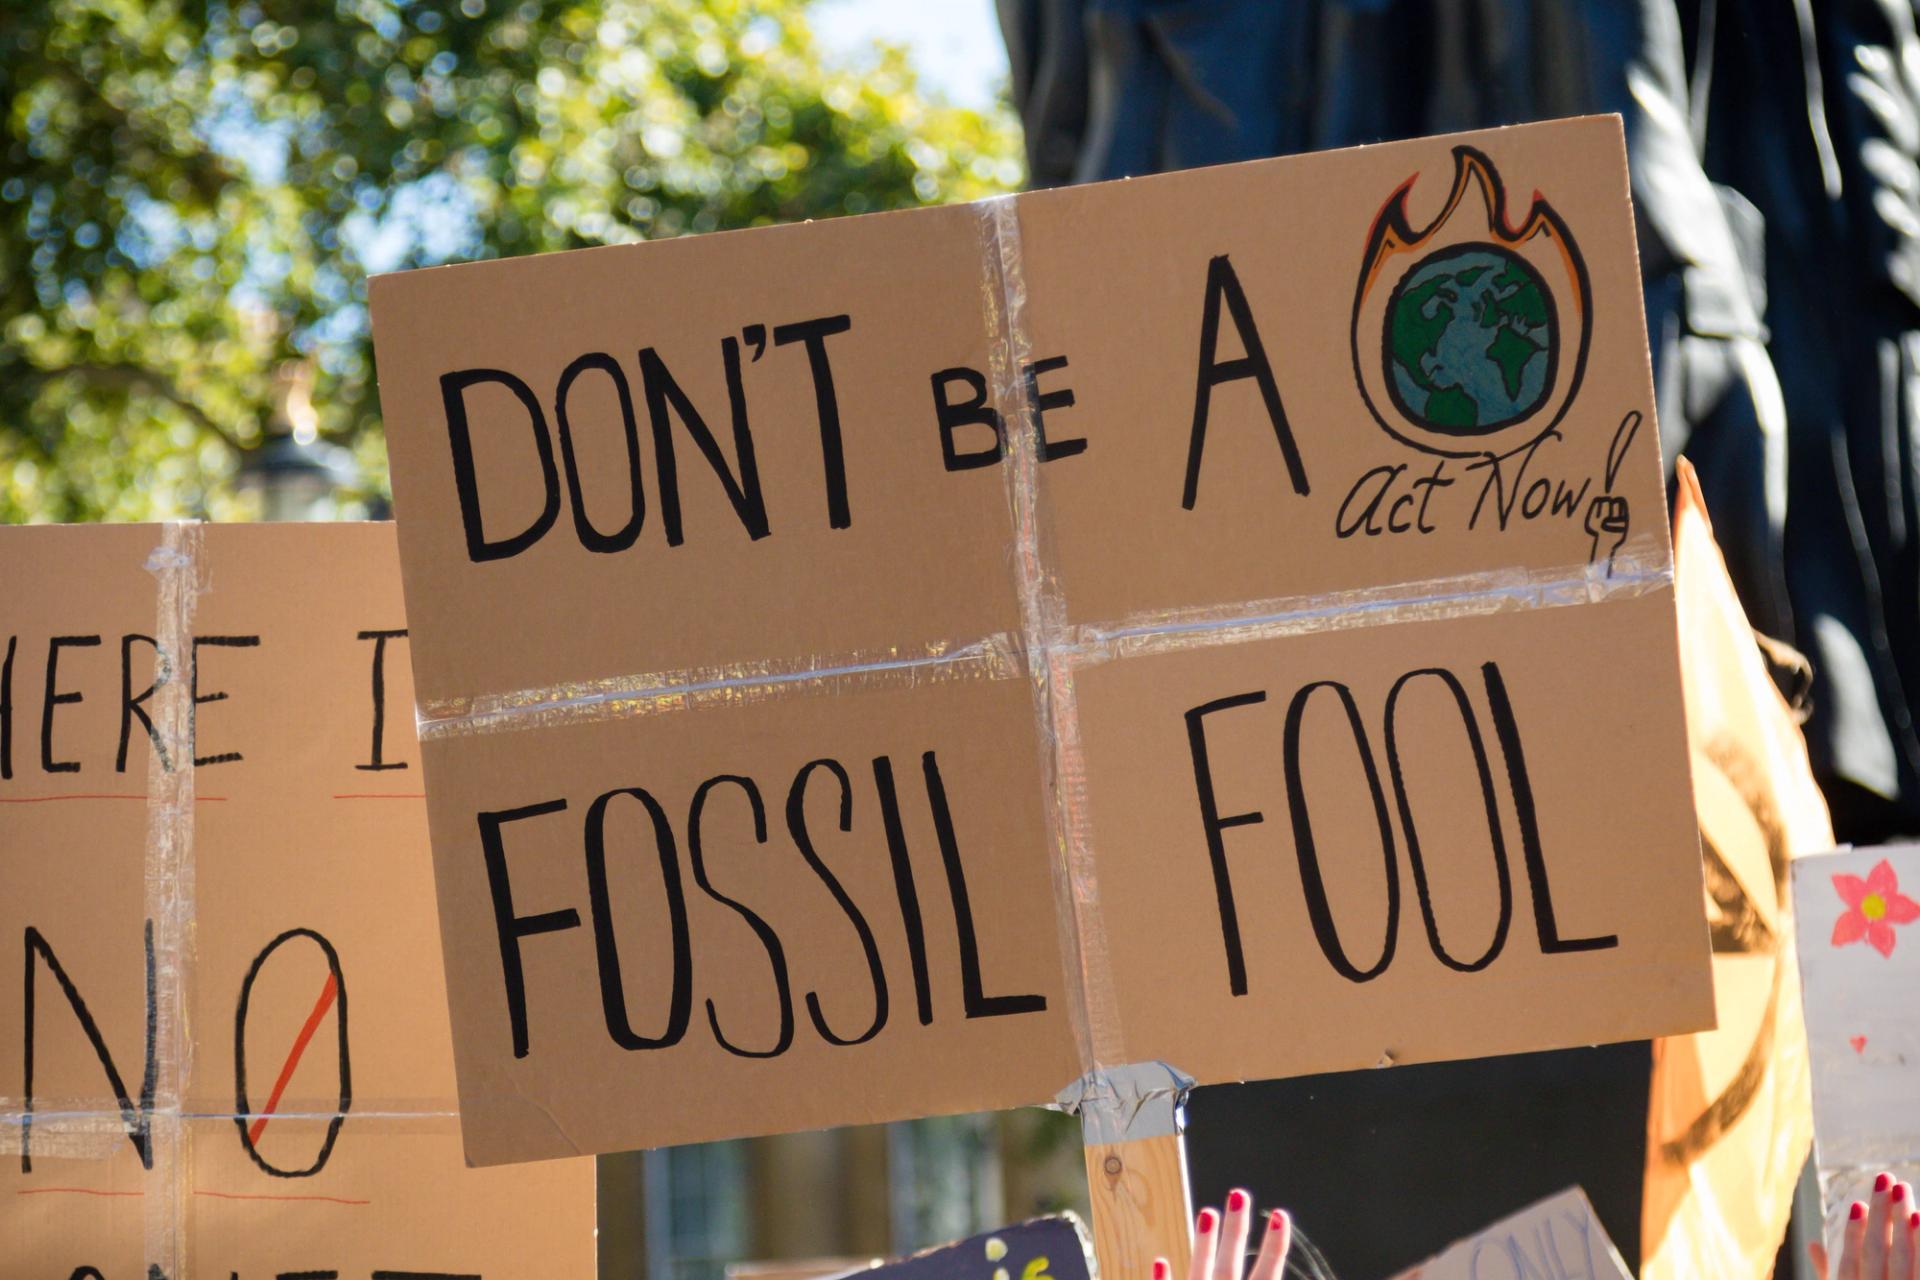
[0,0,1021,520]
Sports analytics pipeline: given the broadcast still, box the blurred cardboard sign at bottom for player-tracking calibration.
[1391,1188,1630,1280]
[779,1218,1092,1280]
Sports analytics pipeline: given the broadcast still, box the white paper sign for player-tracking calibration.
[1389,1187,1630,1280]
[1792,842,1920,1240]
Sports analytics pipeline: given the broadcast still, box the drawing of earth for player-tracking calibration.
[1385,243,1555,434]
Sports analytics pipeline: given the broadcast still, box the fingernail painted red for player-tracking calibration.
[1879,1173,1894,1192]
[1269,1209,1285,1230]
[1896,1183,1908,1204]
[1853,1201,1868,1221]
[1153,1261,1170,1280]
[1228,1190,1249,1212]
[1197,1209,1217,1233]
[1911,1211,1919,1230]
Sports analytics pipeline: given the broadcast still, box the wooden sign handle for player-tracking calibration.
[1082,1130,1193,1280]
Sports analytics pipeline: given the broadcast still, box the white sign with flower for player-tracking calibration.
[1793,843,1920,1240]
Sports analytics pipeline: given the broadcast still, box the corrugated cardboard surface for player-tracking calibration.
[369,116,1713,1165]
[0,523,594,1276]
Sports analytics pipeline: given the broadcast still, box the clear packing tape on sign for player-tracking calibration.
[0,522,595,1277]
[370,115,1716,1168]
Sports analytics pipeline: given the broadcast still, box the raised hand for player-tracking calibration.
[1150,1189,1291,1280]
[1810,1173,1920,1280]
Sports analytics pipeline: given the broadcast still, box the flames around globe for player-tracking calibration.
[1384,243,1556,434]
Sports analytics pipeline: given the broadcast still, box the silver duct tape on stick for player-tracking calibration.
[1060,1062,1194,1146]
[1061,1063,1197,1280]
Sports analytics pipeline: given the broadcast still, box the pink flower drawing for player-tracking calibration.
[1833,859,1920,957]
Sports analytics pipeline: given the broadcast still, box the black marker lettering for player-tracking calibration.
[640,341,770,546]
[1384,669,1512,972]
[1335,465,1399,538]
[774,315,854,528]
[585,787,693,1050]
[442,367,560,563]
[1284,681,1399,983]
[554,352,646,553]
[354,630,408,772]
[1183,254,1307,508]
[478,799,581,1059]
[42,635,101,773]
[687,775,793,1059]
[23,922,157,1172]
[931,367,1005,471]
[190,635,259,767]
[234,928,349,1178]
[1,635,14,779]
[1480,661,1618,954]
[1184,691,1267,996]
[788,759,888,1045]
[872,755,933,1025]
[117,634,172,774]
[923,751,1046,1018]
[1023,354,1086,461]
[1413,459,1451,531]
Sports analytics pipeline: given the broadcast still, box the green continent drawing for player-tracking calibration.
[1386,244,1555,433]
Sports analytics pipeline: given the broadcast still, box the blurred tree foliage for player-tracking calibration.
[0,0,1022,520]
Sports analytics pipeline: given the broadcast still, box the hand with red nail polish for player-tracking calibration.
[1808,1173,1920,1280]
[1151,1191,1290,1280]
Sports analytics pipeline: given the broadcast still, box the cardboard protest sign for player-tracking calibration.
[369,115,1712,1165]
[1792,842,1920,1241]
[852,1217,1090,1280]
[1639,461,1823,1275]
[0,523,594,1277]
[1390,1187,1631,1280]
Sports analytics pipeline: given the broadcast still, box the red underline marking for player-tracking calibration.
[248,972,339,1145]
[331,793,427,799]
[0,793,227,804]
[193,1189,369,1206]
[15,1187,368,1206]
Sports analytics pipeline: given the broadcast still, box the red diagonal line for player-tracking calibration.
[248,972,339,1145]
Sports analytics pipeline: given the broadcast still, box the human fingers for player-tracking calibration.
[1810,1239,1829,1280]
[1212,1189,1254,1280]
[1246,1209,1291,1280]
[1152,1259,1171,1280]
[1868,1175,1895,1280]
[1187,1206,1220,1280]
[1845,1200,1870,1280]
[1894,1198,1916,1280]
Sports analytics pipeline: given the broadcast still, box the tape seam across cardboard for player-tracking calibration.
[411,553,1671,741]
[144,519,202,1277]
[976,193,1126,1081]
